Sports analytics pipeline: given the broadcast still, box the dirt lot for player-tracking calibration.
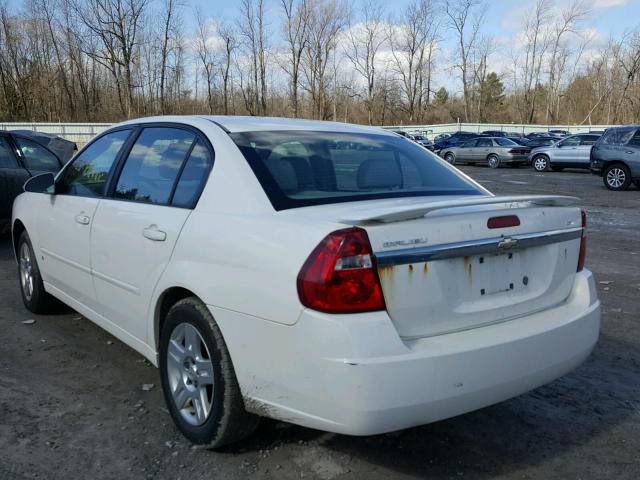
[1,167,639,480]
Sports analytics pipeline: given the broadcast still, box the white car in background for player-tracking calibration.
[12,116,600,448]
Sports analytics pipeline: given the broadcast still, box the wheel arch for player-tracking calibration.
[154,286,200,351]
[12,219,26,260]
[603,159,630,170]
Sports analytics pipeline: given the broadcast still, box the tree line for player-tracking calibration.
[0,0,638,126]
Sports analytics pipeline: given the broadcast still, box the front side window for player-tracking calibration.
[0,137,18,168]
[58,129,131,197]
[15,138,60,172]
[558,136,580,147]
[114,127,195,205]
[231,130,483,210]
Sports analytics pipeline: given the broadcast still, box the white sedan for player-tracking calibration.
[12,116,600,447]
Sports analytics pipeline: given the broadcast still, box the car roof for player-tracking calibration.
[117,115,393,136]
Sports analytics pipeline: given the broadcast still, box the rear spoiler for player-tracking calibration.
[340,195,580,224]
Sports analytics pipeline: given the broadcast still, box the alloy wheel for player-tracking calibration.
[533,156,548,172]
[19,243,34,302]
[606,167,626,189]
[166,322,215,426]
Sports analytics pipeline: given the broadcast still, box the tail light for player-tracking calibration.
[297,227,385,313]
[577,209,587,272]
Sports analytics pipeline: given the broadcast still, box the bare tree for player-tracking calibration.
[390,0,439,123]
[445,0,485,122]
[281,0,310,117]
[194,8,216,113]
[237,0,268,115]
[302,0,348,119]
[78,0,148,117]
[345,0,387,124]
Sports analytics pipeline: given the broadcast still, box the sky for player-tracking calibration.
[186,0,640,94]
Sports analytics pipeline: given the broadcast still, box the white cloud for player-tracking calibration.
[592,0,628,8]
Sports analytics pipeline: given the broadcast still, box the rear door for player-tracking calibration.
[575,135,599,167]
[0,134,29,221]
[475,137,493,162]
[90,126,213,342]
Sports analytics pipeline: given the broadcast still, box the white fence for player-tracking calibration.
[0,121,618,143]
[0,122,111,142]
[382,122,616,140]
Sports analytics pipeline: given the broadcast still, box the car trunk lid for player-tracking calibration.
[286,195,583,339]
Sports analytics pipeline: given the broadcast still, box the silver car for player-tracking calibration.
[441,137,531,169]
[529,134,600,172]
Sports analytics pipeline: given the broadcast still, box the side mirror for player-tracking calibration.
[24,173,55,193]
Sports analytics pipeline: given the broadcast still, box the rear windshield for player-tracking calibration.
[230,130,483,210]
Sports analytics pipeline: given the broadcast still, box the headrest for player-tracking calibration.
[357,158,402,189]
[266,158,298,193]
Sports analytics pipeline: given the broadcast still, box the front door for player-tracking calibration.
[37,129,132,309]
[91,127,212,342]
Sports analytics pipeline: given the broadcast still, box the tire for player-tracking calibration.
[487,154,500,169]
[444,152,455,165]
[17,231,58,314]
[551,166,564,172]
[159,297,259,448]
[603,163,632,191]
[532,155,549,172]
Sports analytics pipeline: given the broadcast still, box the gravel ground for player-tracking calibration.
[0,166,639,480]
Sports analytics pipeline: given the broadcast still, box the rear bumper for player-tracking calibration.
[212,270,600,436]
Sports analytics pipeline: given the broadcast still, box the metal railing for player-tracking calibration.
[382,122,616,140]
[0,121,618,142]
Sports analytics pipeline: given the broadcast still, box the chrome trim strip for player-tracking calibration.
[92,269,141,295]
[375,227,583,267]
[41,247,91,274]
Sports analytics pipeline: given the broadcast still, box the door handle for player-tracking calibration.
[74,214,90,225]
[626,151,634,154]
[143,225,167,242]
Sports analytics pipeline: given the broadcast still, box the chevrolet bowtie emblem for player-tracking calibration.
[498,237,518,250]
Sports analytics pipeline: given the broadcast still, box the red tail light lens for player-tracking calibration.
[487,215,520,229]
[297,227,385,313]
[577,209,587,272]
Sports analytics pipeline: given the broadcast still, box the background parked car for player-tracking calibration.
[441,137,531,168]
[529,133,600,172]
[410,133,434,150]
[590,125,640,191]
[434,131,483,153]
[0,130,75,224]
[524,136,559,148]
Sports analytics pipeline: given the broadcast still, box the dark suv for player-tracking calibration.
[590,126,640,191]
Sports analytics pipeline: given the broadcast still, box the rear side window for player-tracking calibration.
[477,138,493,147]
[171,141,213,208]
[230,130,482,210]
[494,138,517,146]
[59,129,131,197]
[0,137,18,168]
[15,138,60,172]
[115,127,195,205]
[626,130,640,147]
[601,128,634,145]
